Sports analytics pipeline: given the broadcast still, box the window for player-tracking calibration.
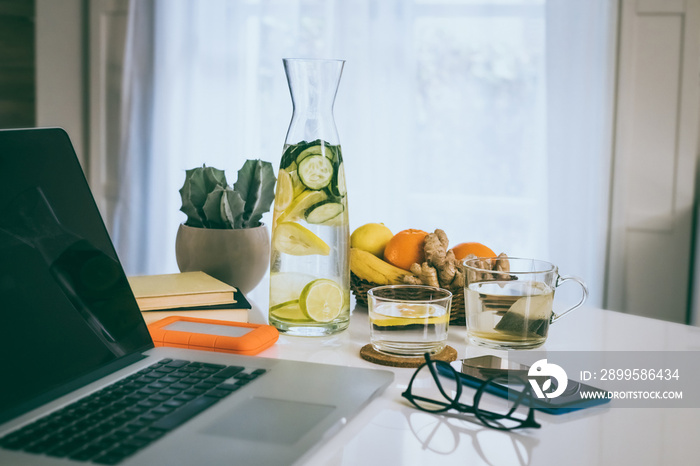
[115,0,613,306]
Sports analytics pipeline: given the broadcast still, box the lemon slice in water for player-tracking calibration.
[269,272,316,306]
[274,169,294,212]
[273,222,330,256]
[277,190,327,223]
[300,279,344,322]
[270,299,307,321]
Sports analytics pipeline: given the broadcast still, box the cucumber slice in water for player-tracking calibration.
[330,162,346,197]
[281,139,321,169]
[280,143,303,169]
[298,155,334,190]
[296,145,324,165]
[305,200,344,224]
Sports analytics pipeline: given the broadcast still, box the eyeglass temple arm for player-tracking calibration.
[424,354,466,404]
[522,406,541,428]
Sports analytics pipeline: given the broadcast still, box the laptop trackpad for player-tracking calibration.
[202,397,335,445]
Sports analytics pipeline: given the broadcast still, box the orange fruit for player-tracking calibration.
[451,242,496,260]
[383,229,428,271]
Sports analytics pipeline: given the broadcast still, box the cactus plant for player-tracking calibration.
[179,161,276,229]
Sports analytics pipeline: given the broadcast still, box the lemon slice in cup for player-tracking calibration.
[299,279,344,322]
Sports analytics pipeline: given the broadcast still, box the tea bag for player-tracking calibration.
[494,285,553,338]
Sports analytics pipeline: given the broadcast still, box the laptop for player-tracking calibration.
[0,128,393,465]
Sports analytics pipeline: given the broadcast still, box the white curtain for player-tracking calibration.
[115,0,615,306]
[545,0,617,308]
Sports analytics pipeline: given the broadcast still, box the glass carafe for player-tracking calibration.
[269,58,350,336]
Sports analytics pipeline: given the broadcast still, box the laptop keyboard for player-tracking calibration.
[0,358,266,464]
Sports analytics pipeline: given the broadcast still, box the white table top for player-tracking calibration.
[247,299,700,466]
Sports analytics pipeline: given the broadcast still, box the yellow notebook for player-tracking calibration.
[127,271,237,311]
[140,308,248,325]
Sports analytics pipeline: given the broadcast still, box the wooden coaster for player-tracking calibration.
[360,344,458,368]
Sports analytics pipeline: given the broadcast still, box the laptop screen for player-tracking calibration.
[0,129,152,421]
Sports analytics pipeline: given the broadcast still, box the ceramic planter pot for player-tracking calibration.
[175,223,270,294]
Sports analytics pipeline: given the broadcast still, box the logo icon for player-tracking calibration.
[528,359,568,399]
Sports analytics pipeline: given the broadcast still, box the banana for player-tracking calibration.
[350,248,409,285]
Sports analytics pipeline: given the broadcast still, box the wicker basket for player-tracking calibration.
[350,273,466,325]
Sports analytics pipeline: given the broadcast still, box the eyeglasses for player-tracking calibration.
[401,353,541,431]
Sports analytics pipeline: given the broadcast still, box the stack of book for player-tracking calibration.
[127,271,250,325]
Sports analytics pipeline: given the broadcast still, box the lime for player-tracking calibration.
[299,279,344,322]
[269,272,317,306]
[274,169,294,212]
[273,222,330,256]
[270,299,308,321]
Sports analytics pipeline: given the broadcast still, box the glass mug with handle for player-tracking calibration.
[463,257,588,349]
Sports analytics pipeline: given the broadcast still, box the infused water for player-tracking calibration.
[269,59,350,336]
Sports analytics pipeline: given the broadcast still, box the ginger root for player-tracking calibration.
[406,229,463,291]
[408,262,439,288]
[437,249,457,285]
[464,252,512,282]
[493,253,510,280]
[424,229,449,268]
[404,229,511,292]
[403,275,423,285]
[451,266,465,289]
[406,229,510,291]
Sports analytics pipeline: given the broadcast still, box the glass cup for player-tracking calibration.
[463,257,588,350]
[367,285,452,357]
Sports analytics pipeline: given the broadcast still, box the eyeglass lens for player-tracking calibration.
[474,376,538,430]
[406,360,461,412]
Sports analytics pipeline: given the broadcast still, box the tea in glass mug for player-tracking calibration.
[463,257,587,350]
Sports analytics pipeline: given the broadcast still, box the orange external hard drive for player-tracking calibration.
[147,316,279,355]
